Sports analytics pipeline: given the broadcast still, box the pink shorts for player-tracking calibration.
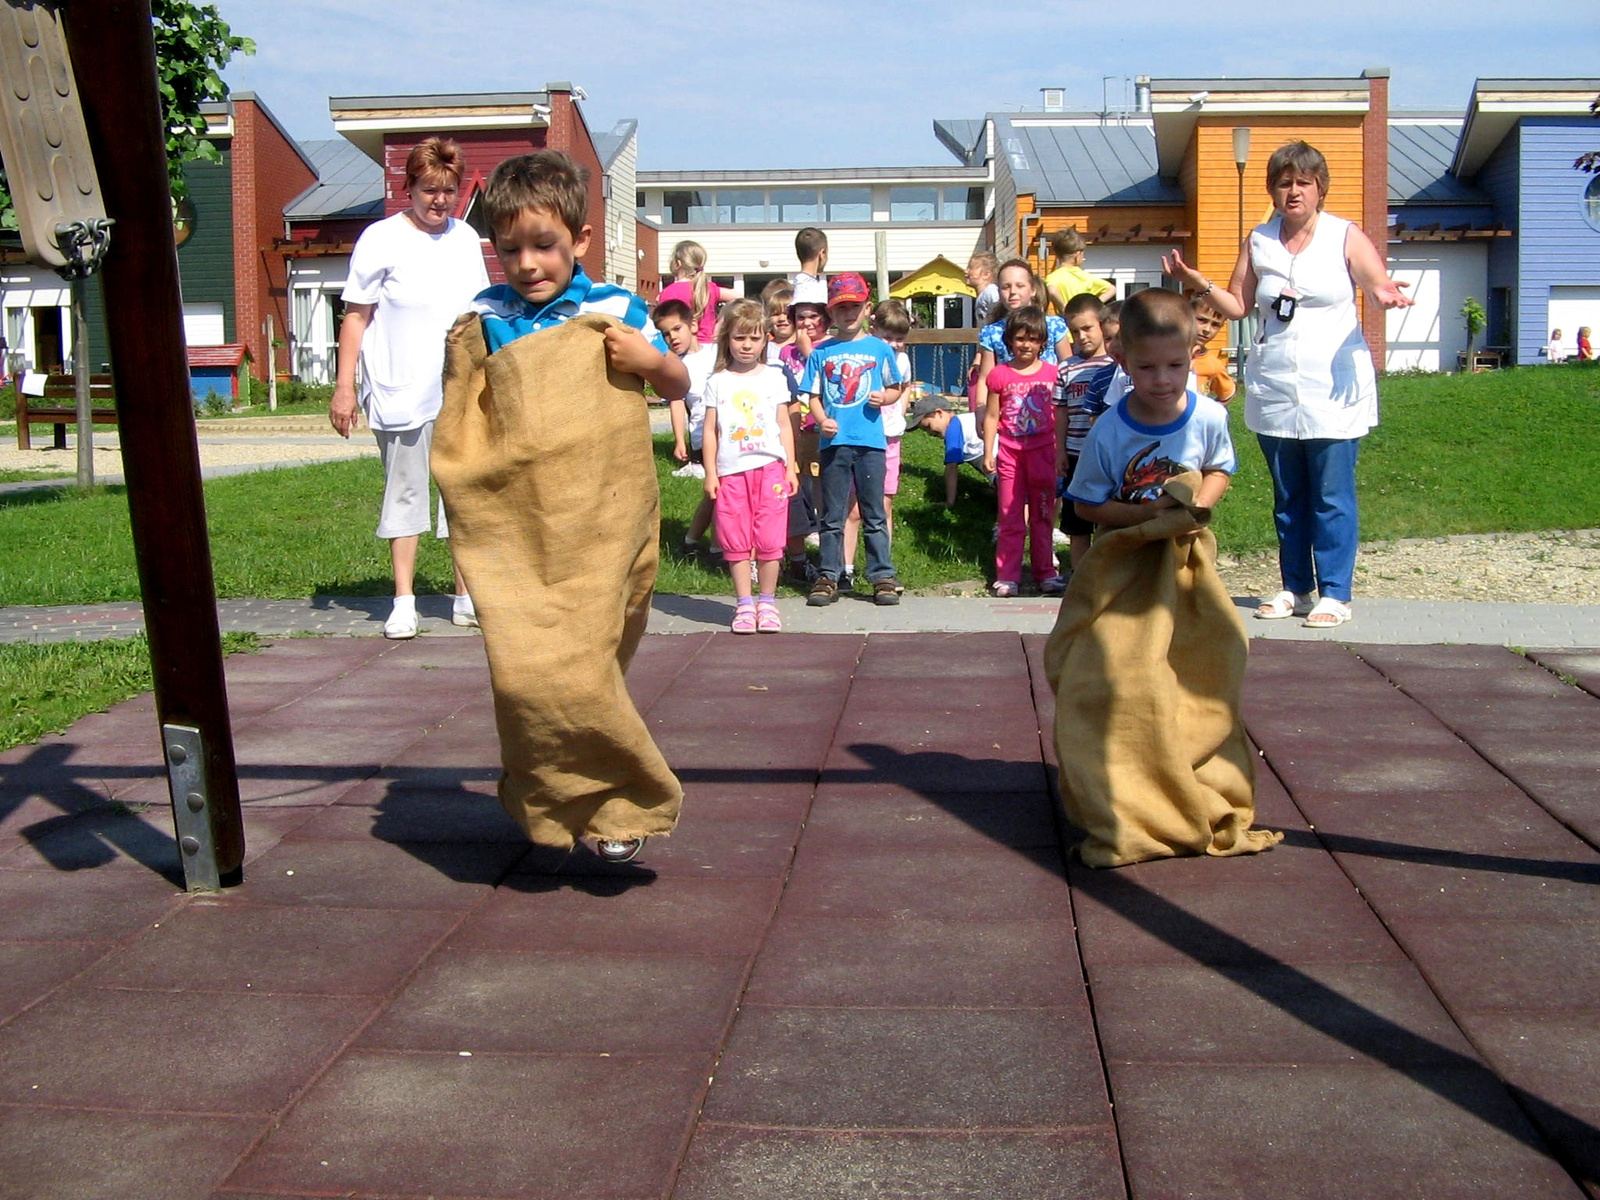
[883,437,903,496]
[715,459,789,561]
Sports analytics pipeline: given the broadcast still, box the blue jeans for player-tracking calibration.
[1256,434,1360,602]
[818,443,893,582]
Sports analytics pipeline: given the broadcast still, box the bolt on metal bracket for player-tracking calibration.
[162,723,222,892]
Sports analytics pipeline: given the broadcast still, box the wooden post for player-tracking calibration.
[264,314,277,412]
[61,0,244,885]
[71,277,93,487]
[874,231,890,304]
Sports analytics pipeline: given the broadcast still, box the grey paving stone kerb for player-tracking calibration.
[5,593,1600,647]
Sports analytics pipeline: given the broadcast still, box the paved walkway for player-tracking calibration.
[5,591,1600,647]
[2,630,1598,1198]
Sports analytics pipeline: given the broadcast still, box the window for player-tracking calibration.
[771,188,819,223]
[1585,176,1600,233]
[941,187,985,221]
[663,190,714,224]
[635,190,646,217]
[821,187,872,222]
[889,186,938,221]
[717,189,768,224]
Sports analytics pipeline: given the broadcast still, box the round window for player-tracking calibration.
[1585,175,1600,234]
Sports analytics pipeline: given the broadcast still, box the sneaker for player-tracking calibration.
[786,557,818,587]
[451,594,479,628]
[670,462,706,479]
[992,580,1019,598]
[596,837,643,863]
[1038,575,1067,596]
[807,576,839,606]
[872,578,901,606]
[842,569,856,593]
[383,598,418,639]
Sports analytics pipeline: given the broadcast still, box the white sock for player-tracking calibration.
[452,592,474,613]
[390,595,416,614]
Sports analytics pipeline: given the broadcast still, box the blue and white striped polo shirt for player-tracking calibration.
[474,266,667,354]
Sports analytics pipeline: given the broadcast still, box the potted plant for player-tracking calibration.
[1461,296,1487,369]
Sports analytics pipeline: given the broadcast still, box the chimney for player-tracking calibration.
[1134,76,1152,113]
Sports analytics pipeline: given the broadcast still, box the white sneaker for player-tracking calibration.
[671,462,706,479]
[384,598,418,639]
[451,594,479,628]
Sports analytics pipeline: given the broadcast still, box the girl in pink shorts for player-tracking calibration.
[702,300,800,633]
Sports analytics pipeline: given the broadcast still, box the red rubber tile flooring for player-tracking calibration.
[0,633,1597,1199]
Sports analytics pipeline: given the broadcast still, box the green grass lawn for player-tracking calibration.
[1,365,1596,608]
[0,632,259,753]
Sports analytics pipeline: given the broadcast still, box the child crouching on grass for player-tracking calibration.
[1046,288,1280,868]
[703,299,799,633]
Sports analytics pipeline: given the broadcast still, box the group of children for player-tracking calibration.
[906,254,1239,597]
[652,236,915,622]
[1546,327,1595,364]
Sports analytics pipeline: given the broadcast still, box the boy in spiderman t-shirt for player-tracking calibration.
[799,272,906,606]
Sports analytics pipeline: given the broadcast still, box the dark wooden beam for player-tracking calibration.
[61,0,244,884]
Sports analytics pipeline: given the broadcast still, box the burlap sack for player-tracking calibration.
[431,313,682,849]
[1043,473,1280,868]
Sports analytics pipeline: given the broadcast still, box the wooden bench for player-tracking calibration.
[15,374,117,450]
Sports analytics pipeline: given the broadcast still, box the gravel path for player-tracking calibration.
[1217,529,1600,605]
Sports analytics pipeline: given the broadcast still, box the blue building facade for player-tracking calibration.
[1452,82,1600,363]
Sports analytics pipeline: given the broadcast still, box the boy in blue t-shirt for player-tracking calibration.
[1066,289,1234,526]
[799,272,905,605]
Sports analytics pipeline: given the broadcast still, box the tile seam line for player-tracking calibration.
[1247,666,1589,1196]
[209,868,503,1193]
[661,632,868,1200]
[1522,648,1600,701]
[0,889,190,1037]
[691,1119,1121,1135]
[1348,645,1600,858]
[1021,628,1135,1200]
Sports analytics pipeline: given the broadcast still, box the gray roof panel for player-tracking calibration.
[992,116,1182,206]
[1388,121,1489,205]
[284,139,385,221]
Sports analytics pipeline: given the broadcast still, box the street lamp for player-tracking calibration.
[1232,127,1251,382]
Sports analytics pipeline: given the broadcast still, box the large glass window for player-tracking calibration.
[822,187,872,222]
[663,190,714,224]
[889,186,938,221]
[771,188,820,223]
[941,186,985,220]
[717,189,769,224]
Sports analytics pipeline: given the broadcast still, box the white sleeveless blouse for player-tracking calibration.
[1243,212,1378,440]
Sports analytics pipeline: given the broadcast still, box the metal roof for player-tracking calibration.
[932,119,986,167]
[284,139,384,222]
[1388,121,1488,205]
[637,165,988,186]
[592,119,636,173]
[991,115,1182,206]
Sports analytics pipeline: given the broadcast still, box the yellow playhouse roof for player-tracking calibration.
[888,255,976,300]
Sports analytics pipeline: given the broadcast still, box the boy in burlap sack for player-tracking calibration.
[1047,289,1281,868]
[430,151,689,864]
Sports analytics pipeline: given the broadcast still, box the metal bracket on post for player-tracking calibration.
[162,723,221,893]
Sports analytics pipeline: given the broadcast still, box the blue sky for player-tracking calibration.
[216,0,1599,170]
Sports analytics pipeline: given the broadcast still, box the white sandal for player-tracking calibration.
[1255,590,1315,620]
[1302,597,1352,628]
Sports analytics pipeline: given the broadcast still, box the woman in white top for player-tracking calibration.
[1163,141,1411,629]
[329,137,491,639]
